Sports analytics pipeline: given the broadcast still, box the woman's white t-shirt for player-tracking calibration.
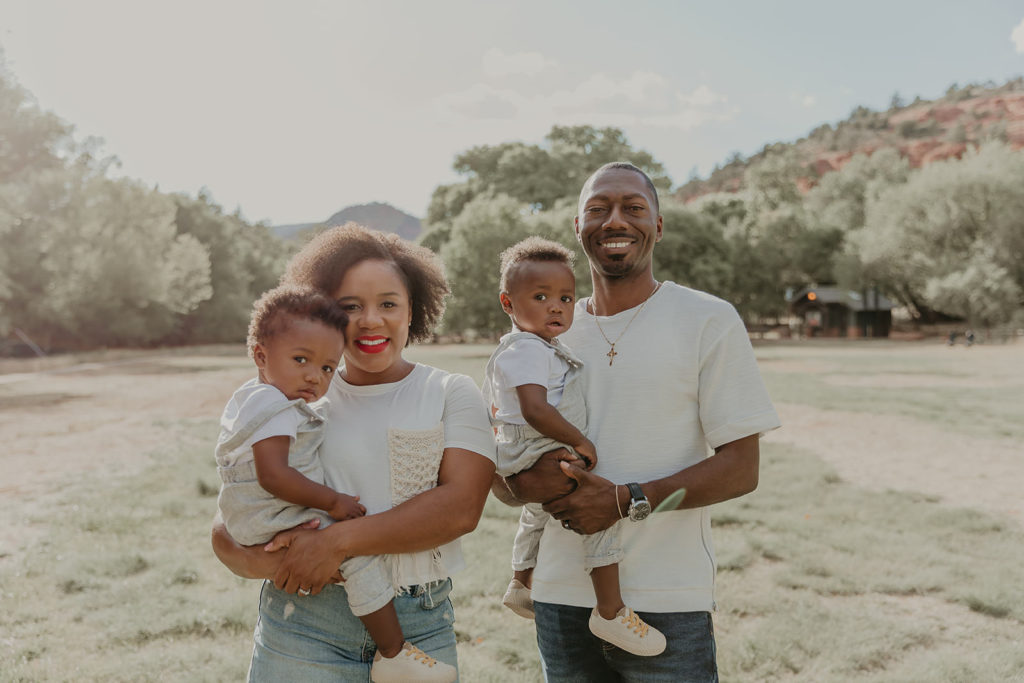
[319,363,496,586]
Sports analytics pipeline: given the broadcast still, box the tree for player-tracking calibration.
[854,142,1024,324]
[0,166,212,347]
[169,192,287,344]
[0,59,71,184]
[422,125,670,253]
[802,148,912,291]
[439,194,536,336]
[924,246,1022,327]
[743,147,807,216]
[653,202,732,300]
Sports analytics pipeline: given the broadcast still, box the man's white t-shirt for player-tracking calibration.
[530,282,780,613]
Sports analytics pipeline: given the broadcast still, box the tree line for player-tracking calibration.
[0,64,286,350]
[3,58,1022,350]
[427,128,1024,336]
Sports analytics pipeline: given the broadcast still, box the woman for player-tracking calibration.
[211,223,496,680]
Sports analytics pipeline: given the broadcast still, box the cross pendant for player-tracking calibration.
[607,344,617,366]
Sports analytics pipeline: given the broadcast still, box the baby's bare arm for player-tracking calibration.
[252,436,365,519]
[516,384,596,468]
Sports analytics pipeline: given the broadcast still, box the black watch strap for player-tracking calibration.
[627,482,645,502]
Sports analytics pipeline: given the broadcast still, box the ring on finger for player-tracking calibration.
[297,587,311,596]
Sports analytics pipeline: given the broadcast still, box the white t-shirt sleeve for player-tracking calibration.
[493,338,553,389]
[249,409,300,446]
[698,311,781,448]
[441,374,497,462]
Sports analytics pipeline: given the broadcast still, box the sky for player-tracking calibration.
[2,1,1024,225]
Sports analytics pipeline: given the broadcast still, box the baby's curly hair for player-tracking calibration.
[499,236,575,293]
[246,285,349,358]
[282,223,449,344]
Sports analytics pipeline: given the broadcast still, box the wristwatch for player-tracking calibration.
[626,483,651,522]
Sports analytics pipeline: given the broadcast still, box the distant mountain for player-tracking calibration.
[272,202,422,242]
[271,222,318,241]
[674,78,1024,202]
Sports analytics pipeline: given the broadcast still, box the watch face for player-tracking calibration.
[629,500,652,521]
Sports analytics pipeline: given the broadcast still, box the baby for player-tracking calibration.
[483,237,666,657]
[214,285,455,683]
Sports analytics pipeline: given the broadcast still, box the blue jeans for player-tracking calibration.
[534,602,718,682]
[248,578,458,682]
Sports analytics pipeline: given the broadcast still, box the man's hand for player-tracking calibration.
[542,461,620,535]
[505,448,578,504]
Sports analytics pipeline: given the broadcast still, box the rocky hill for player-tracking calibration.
[272,201,421,242]
[674,78,1024,201]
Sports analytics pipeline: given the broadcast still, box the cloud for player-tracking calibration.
[433,68,737,132]
[790,92,817,108]
[481,48,554,78]
[1013,18,1024,53]
[433,84,521,120]
[552,72,737,130]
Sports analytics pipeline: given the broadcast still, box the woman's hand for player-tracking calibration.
[211,515,321,581]
[542,461,620,535]
[267,524,347,596]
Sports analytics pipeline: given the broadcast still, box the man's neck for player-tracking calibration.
[588,270,660,316]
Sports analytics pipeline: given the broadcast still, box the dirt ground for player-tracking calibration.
[764,343,1024,527]
[0,351,256,554]
[1,342,1022,559]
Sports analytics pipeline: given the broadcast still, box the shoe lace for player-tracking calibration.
[406,644,439,667]
[621,609,650,637]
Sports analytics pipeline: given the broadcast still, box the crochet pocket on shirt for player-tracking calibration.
[387,423,445,506]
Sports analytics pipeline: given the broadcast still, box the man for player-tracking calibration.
[499,162,780,681]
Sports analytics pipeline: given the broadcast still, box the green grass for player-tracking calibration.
[2,341,1023,681]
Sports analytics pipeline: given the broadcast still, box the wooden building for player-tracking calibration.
[790,286,894,338]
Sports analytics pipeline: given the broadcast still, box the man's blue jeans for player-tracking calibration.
[534,601,718,682]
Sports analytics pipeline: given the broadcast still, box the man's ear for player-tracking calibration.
[574,215,581,242]
[499,292,514,314]
[655,214,664,242]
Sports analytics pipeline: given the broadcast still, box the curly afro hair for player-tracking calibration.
[282,223,449,344]
[499,236,575,293]
[246,285,349,358]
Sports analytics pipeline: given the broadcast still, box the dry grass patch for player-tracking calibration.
[2,341,1022,681]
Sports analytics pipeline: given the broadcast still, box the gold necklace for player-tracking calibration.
[591,282,661,366]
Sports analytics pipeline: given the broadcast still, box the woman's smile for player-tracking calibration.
[354,335,390,354]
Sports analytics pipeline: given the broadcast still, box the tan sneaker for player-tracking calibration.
[502,578,535,619]
[370,641,457,682]
[588,606,667,657]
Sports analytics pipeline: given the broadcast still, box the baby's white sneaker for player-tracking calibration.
[588,606,667,657]
[502,578,535,619]
[370,641,457,682]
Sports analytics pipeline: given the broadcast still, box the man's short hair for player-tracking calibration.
[577,161,660,215]
[499,236,575,293]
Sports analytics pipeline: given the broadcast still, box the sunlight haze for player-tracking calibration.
[2,0,1022,224]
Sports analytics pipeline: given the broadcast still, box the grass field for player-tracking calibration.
[1,340,1023,681]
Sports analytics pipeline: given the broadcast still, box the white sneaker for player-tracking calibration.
[588,606,667,657]
[502,578,535,619]
[370,641,457,682]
